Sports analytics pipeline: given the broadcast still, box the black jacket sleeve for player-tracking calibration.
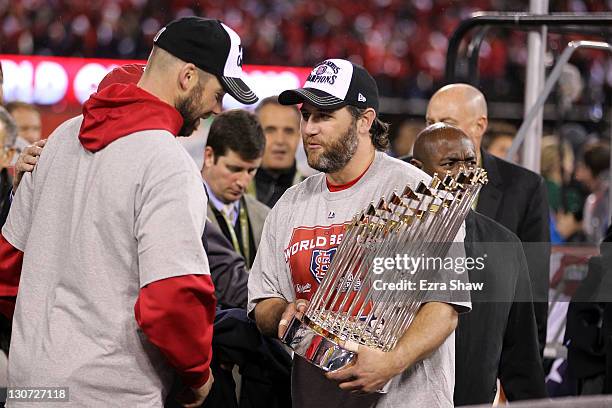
[498,245,547,400]
[203,220,249,309]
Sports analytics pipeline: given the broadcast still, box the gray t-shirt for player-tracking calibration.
[2,116,209,407]
[248,151,470,408]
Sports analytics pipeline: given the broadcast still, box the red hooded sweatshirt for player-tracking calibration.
[0,83,215,388]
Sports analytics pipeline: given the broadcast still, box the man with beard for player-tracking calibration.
[411,123,547,405]
[248,59,471,408]
[0,17,257,407]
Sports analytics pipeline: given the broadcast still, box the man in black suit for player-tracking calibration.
[426,84,551,356]
[411,123,547,405]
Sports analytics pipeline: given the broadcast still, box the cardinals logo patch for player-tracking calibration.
[310,248,337,283]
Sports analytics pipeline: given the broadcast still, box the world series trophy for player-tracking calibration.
[282,168,488,387]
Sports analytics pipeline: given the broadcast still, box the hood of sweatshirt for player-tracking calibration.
[79,83,183,152]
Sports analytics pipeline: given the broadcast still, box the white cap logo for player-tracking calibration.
[304,59,353,100]
[358,93,366,102]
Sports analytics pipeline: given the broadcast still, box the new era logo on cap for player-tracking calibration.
[153,17,258,104]
[278,58,379,112]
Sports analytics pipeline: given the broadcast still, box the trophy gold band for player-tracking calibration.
[282,169,488,384]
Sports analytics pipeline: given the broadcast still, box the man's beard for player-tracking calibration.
[305,121,359,174]
[176,82,204,137]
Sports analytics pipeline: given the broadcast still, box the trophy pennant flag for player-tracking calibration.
[282,168,488,381]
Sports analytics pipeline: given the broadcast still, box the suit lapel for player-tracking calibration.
[244,196,263,249]
[476,151,503,219]
[206,202,220,230]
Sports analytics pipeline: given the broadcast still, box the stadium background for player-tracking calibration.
[1,0,612,404]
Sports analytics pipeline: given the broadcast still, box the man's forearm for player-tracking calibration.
[391,302,458,372]
[254,297,288,337]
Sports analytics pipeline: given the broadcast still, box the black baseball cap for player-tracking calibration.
[278,59,379,112]
[153,16,258,105]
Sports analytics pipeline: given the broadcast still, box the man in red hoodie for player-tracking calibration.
[0,17,257,407]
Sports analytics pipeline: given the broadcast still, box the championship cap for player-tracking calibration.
[278,59,379,112]
[153,16,258,105]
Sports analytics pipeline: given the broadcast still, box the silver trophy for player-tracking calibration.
[282,169,488,378]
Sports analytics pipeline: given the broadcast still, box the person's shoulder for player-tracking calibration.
[125,130,197,171]
[376,151,431,184]
[470,210,521,243]
[45,115,84,144]
[269,171,325,214]
[244,194,270,214]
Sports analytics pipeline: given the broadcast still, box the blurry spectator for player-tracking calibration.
[202,109,269,269]
[575,142,610,243]
[6,102,42,152]
[541,135,586,243]
[483,121,516,160]
[0,107,17,227]
[391,119,423,159]
[251,96,302,208]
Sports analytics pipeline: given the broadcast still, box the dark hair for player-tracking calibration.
[346,105,389,151]
[255,95,300,121]
[206,109,265,161]
[582,142,610,179]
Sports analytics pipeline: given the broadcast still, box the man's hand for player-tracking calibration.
[277,299,308,339]
[177,370,214,408]
[13,139,46,191]
[326,302,458,394]
[326,344,403,394]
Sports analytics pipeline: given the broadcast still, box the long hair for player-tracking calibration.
[346,105,389,151]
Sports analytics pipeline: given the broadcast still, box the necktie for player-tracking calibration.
[222,203,236,226]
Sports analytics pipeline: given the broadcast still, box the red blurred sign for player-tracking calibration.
[0,54,311,107]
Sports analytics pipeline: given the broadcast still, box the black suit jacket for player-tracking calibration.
[476,151,551,354]
[455,211,547,405]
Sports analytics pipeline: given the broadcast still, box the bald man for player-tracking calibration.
[426,84,550,357]
[412,123,547,405]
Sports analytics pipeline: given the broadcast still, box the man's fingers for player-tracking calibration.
[295,299,308,313]
[34,139,47,147]
[326,365,356,382]
[24,146,43,158]
[338,379,363,392]
[277,318,290,338]
[16,163,34,172]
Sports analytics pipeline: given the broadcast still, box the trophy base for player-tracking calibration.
[281,315,357,372]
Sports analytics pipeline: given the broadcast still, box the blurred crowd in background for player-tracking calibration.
[0,0,610,243]
[1,0,612,100]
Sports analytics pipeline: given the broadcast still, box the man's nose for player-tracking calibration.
[303,117,318,136]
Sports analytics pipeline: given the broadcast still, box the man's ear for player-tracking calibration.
[203,146,215,169]
[410,158,423,169]
[475,116,488,140]
[177,63,198,93]
[357,108,376,136]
